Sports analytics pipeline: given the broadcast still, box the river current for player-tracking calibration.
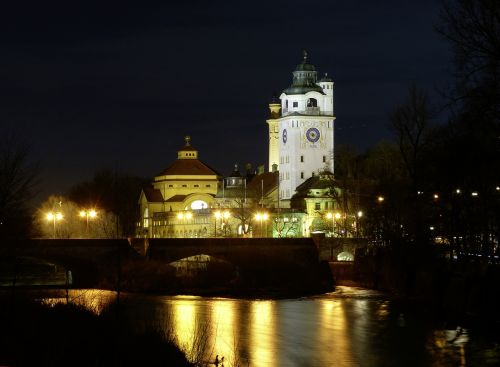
[43,287,499,366]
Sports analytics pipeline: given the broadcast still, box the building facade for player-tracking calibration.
[267,51,335,204]
[137,136,221,238]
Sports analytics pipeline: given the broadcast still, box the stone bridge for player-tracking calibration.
[0,239,136,287]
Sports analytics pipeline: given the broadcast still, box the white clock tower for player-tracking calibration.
[267,51,335,204]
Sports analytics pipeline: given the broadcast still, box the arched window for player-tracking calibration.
[307,98,318,107]
[143,208,149,228]
[190,200,208,210]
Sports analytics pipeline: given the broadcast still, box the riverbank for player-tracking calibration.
[0,294,193,367]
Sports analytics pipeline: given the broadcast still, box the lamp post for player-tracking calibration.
[325,212,341,237]
[214,210,231,237]
[177,211,192,238]
[46,212,63,239]
[79,209,97,237]
[356,211,363,238]
[254,212,269,237]
[214,210,221,237]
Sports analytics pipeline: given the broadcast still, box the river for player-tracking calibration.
[42,286,499,366]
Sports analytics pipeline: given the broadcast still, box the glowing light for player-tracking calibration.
[177,212,184,219]
[377,196,384,203]
[185,212,192,220]
[46,212,54,220]
[89,210,97,218]
[55,212,63,220]
[456,189,461,194]
[357,211,363,218]
[214,210,221,219]
[433,194,439,199]
[79,210,86,217]
[335,212,341,219]
[471,192,478,197]
[223,210,231,219]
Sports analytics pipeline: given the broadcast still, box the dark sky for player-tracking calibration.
[0,1,452,203]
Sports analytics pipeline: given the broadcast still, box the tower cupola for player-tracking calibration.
[177,135,198,159]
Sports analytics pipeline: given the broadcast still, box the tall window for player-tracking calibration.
[322,156,326,162]
[300,172,304,179]
[300,155,304,162]
[293,101,298,108]
[315,202,321,210]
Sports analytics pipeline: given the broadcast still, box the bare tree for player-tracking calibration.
[0,133,38,239]
[390,86,434,190]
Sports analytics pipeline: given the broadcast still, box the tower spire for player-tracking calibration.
[303,49,308,63]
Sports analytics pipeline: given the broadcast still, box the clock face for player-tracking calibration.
[282,129,288,143]
[306,128,320,143]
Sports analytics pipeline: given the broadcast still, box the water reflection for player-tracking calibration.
[31,287,500,366]
[250,301,276,367]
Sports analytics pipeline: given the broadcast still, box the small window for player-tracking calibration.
[300,172,304,179]
[182,184,187,187]
[312,172,315,177]
[322,156,326,162]
[194,184,199,187]
[206,184,211,187]
[293,101,298,108]
[300,156,304,162]
[168,184,173,187]
[315,202,321,210]
[285,100,288,108]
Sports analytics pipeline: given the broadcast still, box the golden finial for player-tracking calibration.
[184,135,191,146]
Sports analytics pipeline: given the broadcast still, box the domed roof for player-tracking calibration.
[295,51,316,71]
[283,50,325,96]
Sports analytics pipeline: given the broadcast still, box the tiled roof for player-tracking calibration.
[164,195,187,203]
[143,187,164,202]
[247,171,278,196]
[158,159,221,176]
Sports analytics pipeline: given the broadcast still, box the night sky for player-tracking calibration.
[0,1,452,203]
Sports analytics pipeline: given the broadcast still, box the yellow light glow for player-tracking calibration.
[55,212,63,220]
[185,212,192,219]
[46,212,54,221]
[79,210,86,217]
[177,212,184,219]
[377,196,384,202]
[456,189,461,194]
[223,210,231,219]
[89,210,97,218]
[335,212,341,219]
[357,211,363,218]
[214,210,221,219]
[262,213,269,220]
[433,194,439,199]
[255,213,262,220]
[326,212,333,219]
[471,192,478,197]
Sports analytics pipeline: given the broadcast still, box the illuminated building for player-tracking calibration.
[137,136,221,238]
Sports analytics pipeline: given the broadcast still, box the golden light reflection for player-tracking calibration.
[426,328,469,367]
[250,301,276,367]
[319,299,357,365]
[209,300,237,365]
[172,300,198,358]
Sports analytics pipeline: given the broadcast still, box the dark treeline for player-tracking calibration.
[333,0,500,320]
[334,0,499,261]
[68,169,148,237]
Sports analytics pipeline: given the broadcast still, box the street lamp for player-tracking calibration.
[356,211,363,237]
[214,210,231,237]
[177,211,192,237]
[46,211,63,239]
[254,212,269,237]
[326,212,341,237]
[79,209,97,237]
